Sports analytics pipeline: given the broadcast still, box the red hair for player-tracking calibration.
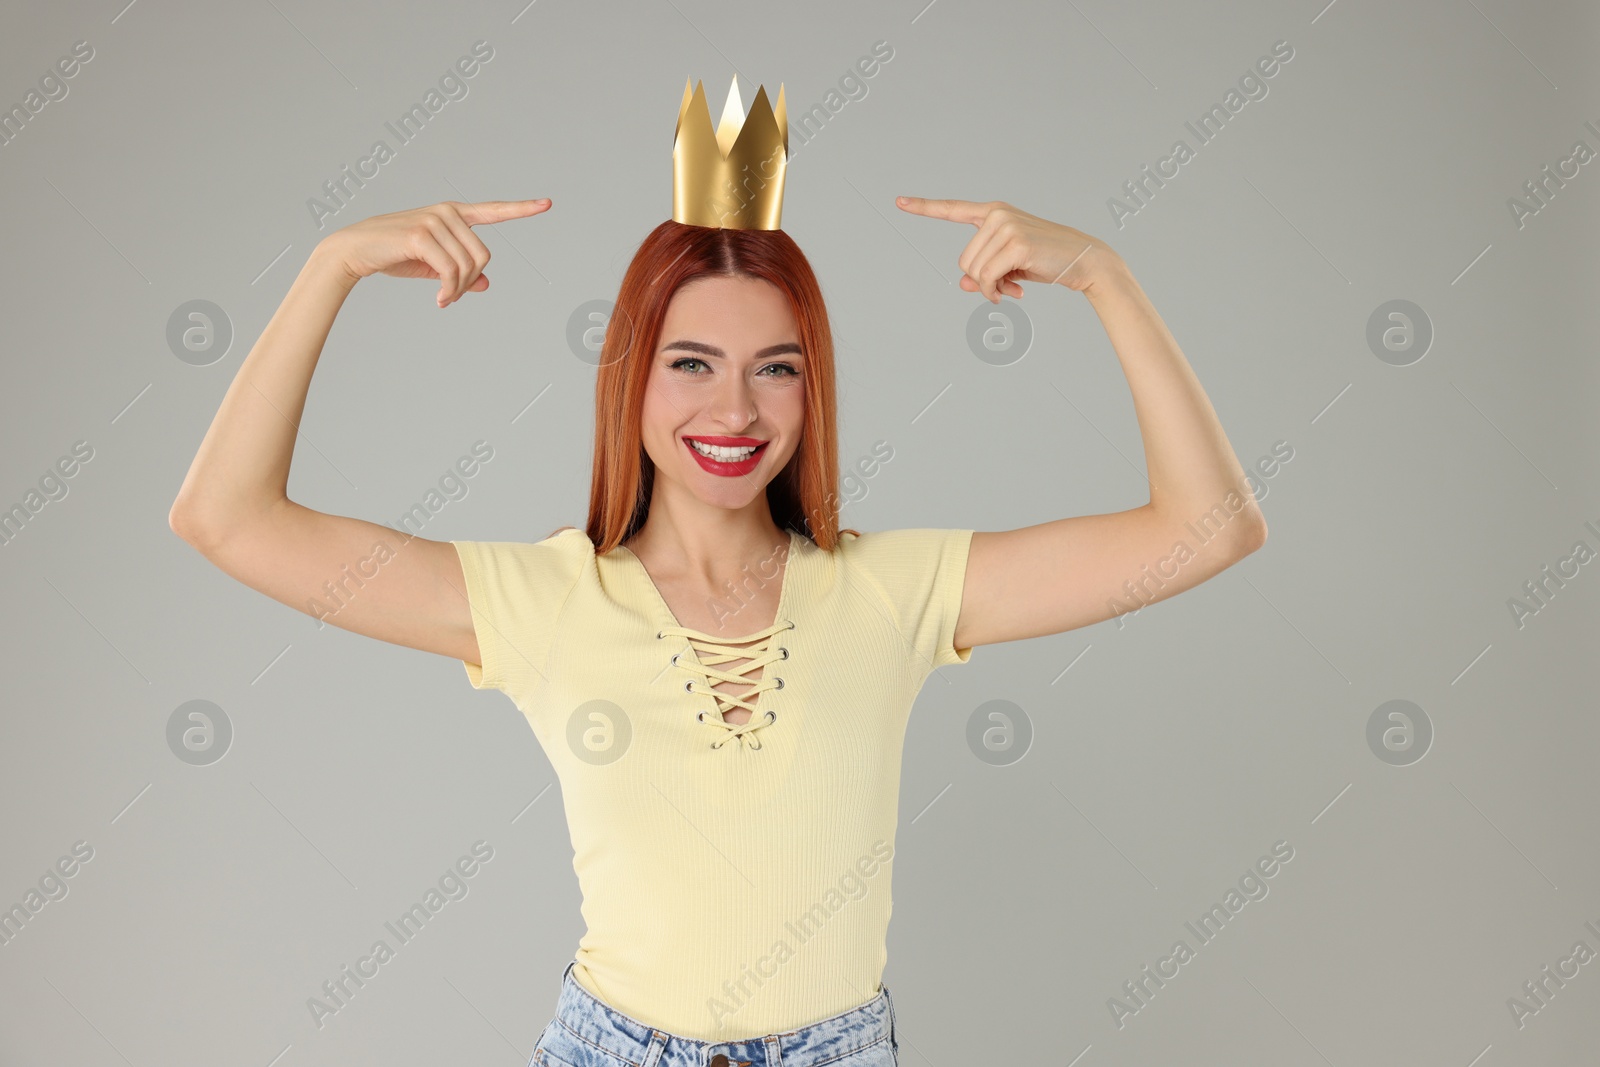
[583,221,855,554]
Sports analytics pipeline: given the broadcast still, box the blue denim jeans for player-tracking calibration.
[529,961,900,1067]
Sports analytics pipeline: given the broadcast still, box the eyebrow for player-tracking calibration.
[660,340,803,360]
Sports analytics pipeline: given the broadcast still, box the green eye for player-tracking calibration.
[669,358,800,377]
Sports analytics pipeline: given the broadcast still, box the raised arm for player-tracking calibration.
[167,199,552,663]
[894,197,1268,650]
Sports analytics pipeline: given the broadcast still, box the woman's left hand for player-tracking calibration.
[895,197,1120,302]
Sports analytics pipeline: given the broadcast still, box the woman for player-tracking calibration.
[169,195,1266,1064]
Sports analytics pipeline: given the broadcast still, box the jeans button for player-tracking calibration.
[710,1057,730,1067]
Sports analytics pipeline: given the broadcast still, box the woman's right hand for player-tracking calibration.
[320,198,552,307]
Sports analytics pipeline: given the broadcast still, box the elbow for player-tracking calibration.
[168,495,220,551]
[168,495,191,538]
[1229,495,1268,557]
[171,494,285,553]
[1235,516,1268,557]
[168,502,204,548]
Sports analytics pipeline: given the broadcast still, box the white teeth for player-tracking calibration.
[689,440,760,461]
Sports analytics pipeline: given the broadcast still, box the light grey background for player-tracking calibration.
[3,0,1598,1065]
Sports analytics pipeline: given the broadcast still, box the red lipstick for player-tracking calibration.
[683,435,768,477]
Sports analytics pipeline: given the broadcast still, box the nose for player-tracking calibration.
[709,371,759,430]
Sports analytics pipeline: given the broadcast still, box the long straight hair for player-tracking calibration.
[584,220,853,555]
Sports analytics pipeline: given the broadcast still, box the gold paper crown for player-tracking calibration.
[673,75,788,230]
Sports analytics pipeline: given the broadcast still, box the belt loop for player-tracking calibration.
[881,985,898,1054]
[764,1031,783,1067]
[640,1028,669,1067]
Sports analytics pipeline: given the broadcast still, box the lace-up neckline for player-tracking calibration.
[619,530,800,752]
[659,619,795,749]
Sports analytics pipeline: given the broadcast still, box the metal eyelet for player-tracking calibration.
[670,652,681,665]
[778,647,789,660]
[696,711,709,722]
[684,680,695,693]
[774,677,785,690]
[764,710,777,724]
[786,620,796,630]
[656,630,664,639]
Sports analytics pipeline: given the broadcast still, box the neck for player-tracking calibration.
[624,505,789,587]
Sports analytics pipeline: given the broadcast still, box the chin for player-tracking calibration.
[689,479,773,507]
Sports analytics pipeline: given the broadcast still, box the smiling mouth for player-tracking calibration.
[684,438,769,461]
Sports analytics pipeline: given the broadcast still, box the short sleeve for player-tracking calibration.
[450,529,591,700]
[840,528,975,670]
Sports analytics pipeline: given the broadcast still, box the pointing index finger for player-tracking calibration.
[456,199,553,225]
[895,196,987,225]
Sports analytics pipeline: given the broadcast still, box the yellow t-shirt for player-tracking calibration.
[451,526,974,1040]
